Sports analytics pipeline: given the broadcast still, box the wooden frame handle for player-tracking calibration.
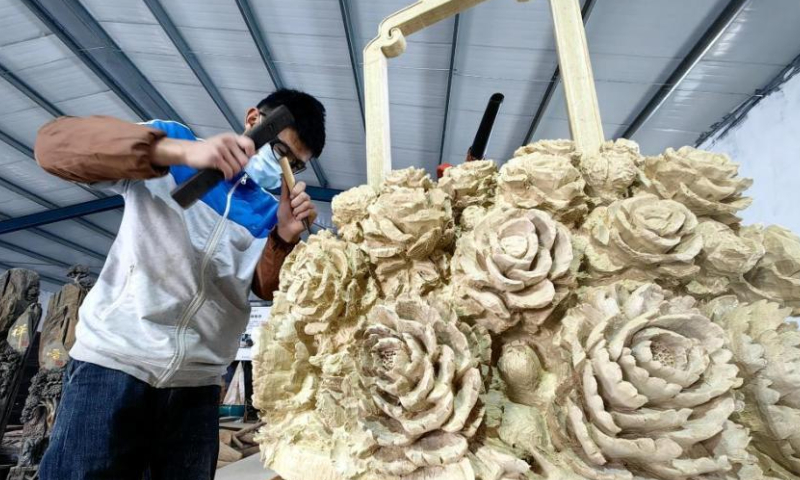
[363,0,604,188]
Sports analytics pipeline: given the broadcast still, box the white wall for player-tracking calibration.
[700,73,800,234]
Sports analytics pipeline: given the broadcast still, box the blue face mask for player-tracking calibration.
[243,145,282,191]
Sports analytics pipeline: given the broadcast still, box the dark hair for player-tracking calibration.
[257,89,326,158]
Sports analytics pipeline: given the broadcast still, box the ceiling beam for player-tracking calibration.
[0,61,64,118]
[144,0,243,132]
[22,0,184,122]
[438,14,461,166]
[0,80,104,200]
[235,0,331,189]
[338,0,365,127]
[696,50,800,147]
[309,159,330,189]
[0,170,115,240]
[521,0,598,146]
[620,0,751,139]
[0,185,344,235]
[0,261,66,287]
[0,196,124,236]
[0,211,106,261]
[235,0,284,90]
[0,239,72,271]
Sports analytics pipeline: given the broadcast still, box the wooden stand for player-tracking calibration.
[364,0,605,188]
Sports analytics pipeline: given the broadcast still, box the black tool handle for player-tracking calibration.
[469,93,504,161]
[170,106,295,208]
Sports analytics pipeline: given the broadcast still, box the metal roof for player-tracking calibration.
[0,0,798,291]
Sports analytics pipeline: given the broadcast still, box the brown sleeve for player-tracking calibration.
[35,116,169,183]
[252,228,299,301]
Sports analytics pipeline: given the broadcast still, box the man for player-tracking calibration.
[35,89,325,479]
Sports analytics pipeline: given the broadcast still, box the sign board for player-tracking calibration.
[236,306,271,361]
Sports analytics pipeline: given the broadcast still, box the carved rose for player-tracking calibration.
[687,220,765,297]
[331,185,377,242]
[359,296,487,475]
[496,153,587,224]
[733,225,800,315]
[382,167,434,191]
[362,186,453,298]
[281,230,376,335]
[708,299,800,476]
[640,146,752,224]
[579,139,640,204]
[514,139,576,159]
[252,298,317,413]
[583,193,703,281]
[559,283,743,479]
[452,208,573,334]
[439,160,497,211]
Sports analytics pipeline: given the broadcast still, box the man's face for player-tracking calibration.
[245,107,313,166]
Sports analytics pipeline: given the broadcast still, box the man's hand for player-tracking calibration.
[152,133,255,179]
[277,179,315,243]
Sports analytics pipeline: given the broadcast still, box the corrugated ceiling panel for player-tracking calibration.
[1,159,95,203]
[0,78,35,115]
[631,0,800,153]
[706,0,800,65]
[13,58,109,103]
[256,0,343,37]
[0,246,66,277]
[40,222,114,253]
[0,107,51,146]
[158,0,247,30]
[0,190,40,213]
[0,0,47,44]
[0,4,138,123]
[81,0,232,129]
[279,63,358,101]
[0,142,25,167]
[56,91,139,120]
[148,82,229,130]
[83,211,123,234]
[0,231,105,271]
[462,0,556,50]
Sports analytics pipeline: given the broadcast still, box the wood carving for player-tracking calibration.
[8,266,91,479]
[253,0,800,478]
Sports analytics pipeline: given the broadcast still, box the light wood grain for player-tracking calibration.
[549,0,605,155]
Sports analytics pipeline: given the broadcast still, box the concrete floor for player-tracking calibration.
[216,454,278,480]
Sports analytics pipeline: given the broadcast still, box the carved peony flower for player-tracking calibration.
[452,208,573,334]
[382,166,434,191]
[558,283,743,479]
[252,298,317,414]
[707,299,800,476]
[732,225,800,315]
[281,230,376,335]
[439,160,497,211]
[583,193,703,281]
[514,139,576,159]
[640,146,752,224]
[496,153,587,225]
[331,185,377,243]
[361,186,454,298]
[687,220,765,297]
[579,139,640,204]
[359,296,488,475]
[468,440,531,480]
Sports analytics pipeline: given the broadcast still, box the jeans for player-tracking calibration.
[40,360,220,480]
